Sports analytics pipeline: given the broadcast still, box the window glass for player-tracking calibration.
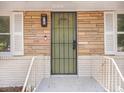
[0,16,10,52]
[117,14,124,32]
[117,34,124,52]
[0,35,10,52]
[0,16,10,33]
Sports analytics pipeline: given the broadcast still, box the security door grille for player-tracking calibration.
[51,12,77,74]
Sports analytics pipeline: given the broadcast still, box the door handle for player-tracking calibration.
[73,40,77,49]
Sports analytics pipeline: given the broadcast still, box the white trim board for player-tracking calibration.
[0,1,124,11]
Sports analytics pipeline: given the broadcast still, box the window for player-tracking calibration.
[117,14,124,52]
[0,16,10,52]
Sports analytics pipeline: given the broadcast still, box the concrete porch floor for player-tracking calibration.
[35,76,106,92]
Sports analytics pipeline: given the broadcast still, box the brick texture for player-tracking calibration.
[77,11,104,55]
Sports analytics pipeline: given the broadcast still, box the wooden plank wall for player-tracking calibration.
[24,11,51,56]
[24,11,104,56]
[77,11,104,55]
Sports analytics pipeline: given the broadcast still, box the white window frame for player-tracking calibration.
[115,11,124,55]
[104,12,116,55]
[12,12,24,55]
[0,12,12,56]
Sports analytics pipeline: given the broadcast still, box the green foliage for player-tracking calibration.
[118,34,124,51]
[0,36,10,52]
[0,16,10,52]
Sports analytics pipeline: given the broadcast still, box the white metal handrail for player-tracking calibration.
[22,56,124,92]
[21,56,47,92]
[93,56,124,92]
[22,56,36,92]
[104,56,124,82]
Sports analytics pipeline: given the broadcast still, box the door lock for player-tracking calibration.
[73,40,77,49]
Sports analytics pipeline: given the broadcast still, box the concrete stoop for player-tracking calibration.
[35,76,106,92]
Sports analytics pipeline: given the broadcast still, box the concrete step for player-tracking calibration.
[35,76,106,92]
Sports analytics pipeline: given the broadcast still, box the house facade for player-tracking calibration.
[0,1,124,89]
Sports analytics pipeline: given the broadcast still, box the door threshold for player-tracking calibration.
[50,75,78,78]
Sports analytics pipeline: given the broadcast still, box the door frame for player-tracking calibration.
[51,12,77,75]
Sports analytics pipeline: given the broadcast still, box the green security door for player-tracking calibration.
[51,12,77,74]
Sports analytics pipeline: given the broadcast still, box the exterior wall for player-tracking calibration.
[77,11,104,55]
[0,56,124,87]
[0,56,31,87]
[24,11,51,56]
[78,56,92,76]
[113,56,124,76]
[23,11,104,76]
[0,56,95,87]
[78,56,124,79]
[91,56,124,88]
[0,11,107,87]
[24,11,104,56]
[0,56,50,87]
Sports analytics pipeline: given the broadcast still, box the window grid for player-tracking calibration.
[117,14,124,52]
[0,16,10,52]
